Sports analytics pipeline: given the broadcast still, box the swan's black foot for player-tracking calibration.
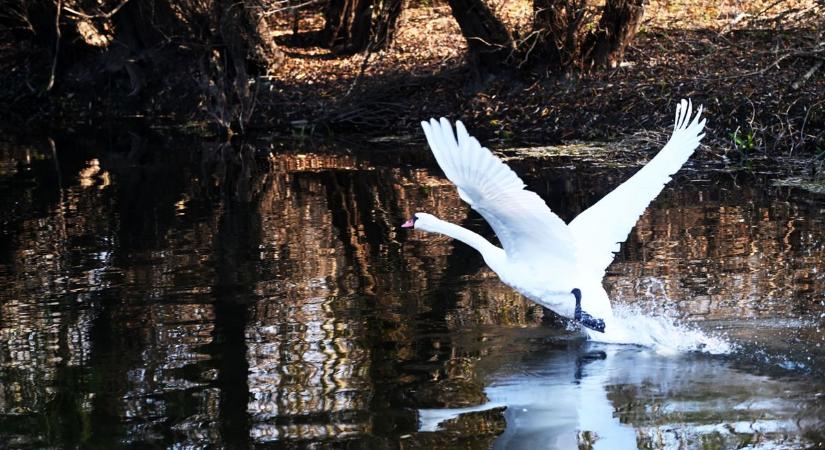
[571,288,606,333]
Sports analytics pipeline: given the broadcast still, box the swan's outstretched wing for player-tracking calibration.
[568,99,706,274]
[421,118,575,266]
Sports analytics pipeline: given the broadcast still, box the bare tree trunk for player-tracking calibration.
[446,0,514,78]
[348,0,373,52]
[322,0,348,45]
[532,0,588,68]
[323,0,403,54]
[202,0,284,133]
[584,0,645,68]
[106,0,179,96]
[372,0,403,50]
[530,0,644,70]
[322,0,370,53]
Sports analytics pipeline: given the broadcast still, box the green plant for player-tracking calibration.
[731,128,757,152]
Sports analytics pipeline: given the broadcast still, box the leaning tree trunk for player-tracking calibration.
[584,0,645,68]
[445,0,514,79]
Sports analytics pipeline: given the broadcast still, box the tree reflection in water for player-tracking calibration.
[0,134,823,448]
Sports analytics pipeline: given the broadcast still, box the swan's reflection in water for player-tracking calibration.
[419,341,818,449]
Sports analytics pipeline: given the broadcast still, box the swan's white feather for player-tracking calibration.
[416,100,706,343]
[568,99,706,274]
[421,118,576,267]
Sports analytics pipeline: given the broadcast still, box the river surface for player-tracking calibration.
[0,132,824,449]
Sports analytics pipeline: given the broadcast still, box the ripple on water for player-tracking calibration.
[1,137,825,448]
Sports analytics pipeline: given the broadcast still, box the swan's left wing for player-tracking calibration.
[568,99,706,274]
[421,118,576,267]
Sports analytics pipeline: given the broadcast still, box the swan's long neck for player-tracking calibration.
[422,217,501,260]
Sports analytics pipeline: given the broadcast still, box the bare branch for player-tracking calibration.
[63,0,131,20]
[792,59,823,90]
[46,0,62,92]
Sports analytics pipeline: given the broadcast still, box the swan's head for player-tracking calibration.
[401,212,438,232]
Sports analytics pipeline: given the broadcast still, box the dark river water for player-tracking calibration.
[1,132,824,449]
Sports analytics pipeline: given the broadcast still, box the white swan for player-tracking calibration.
[402,99,706,343]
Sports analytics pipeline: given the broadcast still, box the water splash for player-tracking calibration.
[584,303,735,355]
[575,279,736,354]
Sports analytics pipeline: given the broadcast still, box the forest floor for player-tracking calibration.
[1,0,823,164]
[263,0,824,162]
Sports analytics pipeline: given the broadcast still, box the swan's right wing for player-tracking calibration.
[568,99,706,274]
[421,118,576,267]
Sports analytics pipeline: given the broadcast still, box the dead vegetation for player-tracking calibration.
[0,0,823,159]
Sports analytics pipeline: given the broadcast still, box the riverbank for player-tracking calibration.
[1,1,822,160]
